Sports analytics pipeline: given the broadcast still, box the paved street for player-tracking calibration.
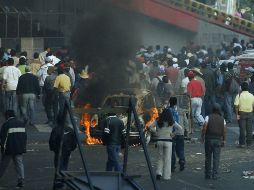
[0,102,254,190]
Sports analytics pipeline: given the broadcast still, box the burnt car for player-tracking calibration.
[89,88,159,145]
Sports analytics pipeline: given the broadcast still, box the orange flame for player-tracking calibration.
[80,104,102,145]
[145,108,159,129]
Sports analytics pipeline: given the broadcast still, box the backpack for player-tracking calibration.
[229,77,240,94]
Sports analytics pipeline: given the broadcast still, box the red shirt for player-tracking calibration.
[187,79,204,98]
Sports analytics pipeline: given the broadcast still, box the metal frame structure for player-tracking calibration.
[154,0,254,38]
[54,98,158,190]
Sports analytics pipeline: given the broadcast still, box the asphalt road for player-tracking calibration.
[0,102,254,190]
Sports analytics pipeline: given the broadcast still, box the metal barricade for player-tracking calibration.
[174,94,192,138]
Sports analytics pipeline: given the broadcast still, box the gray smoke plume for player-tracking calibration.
[72,1,140,106]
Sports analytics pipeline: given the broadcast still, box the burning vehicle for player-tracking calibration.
[78,88,159,145]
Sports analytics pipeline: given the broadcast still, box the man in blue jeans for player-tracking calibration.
[103,113,126,171]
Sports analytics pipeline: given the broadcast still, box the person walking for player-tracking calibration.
[155,108,174,180]
[29,52,42,76]
[187,71,205,131]
[167,97,185,172]
[0,110,27,188]
[53,64,72,116]
[234,82,254,148]
[103,113,126,172]
[49,116,77,189]
[2,58,22,113]
[201,104,226,180]
[16,66,40,125]
[43,66,58,125]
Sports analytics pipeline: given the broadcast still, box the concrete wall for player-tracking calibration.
[135,16,195,53]
[195,20,250,50]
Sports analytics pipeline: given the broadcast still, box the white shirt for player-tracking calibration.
[3,66,22,91]
[37,63,53,86]
[39,51,48,64]
[181,77,189,93]
[69,67,75,85]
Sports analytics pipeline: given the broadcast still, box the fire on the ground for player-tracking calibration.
[79,89,158,145]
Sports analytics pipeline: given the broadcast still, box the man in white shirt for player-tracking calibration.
[37,57,54,89]
[180,69,190,94]
[39,47,51,65]
[2,58,22,113]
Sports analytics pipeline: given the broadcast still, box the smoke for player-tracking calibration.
[72,1,140,106]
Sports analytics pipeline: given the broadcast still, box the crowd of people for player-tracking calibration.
[0,35,254,188]
[128,37,254,180]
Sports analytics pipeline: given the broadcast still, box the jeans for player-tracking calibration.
[0,154,25,183]
[224,92,236,123]
[239,112,253,146]
[54,151,71,188]
[205,139,221,178]
[44,92,58,122]
[20,93,36,123]
[5,90,17,113]
[106,145,121,171]
[202,95,216,117]
[191,97,204,126]
[171,135,185,170]
[54,152,71,171]
[156,141,172,180]
[58,92,70,116]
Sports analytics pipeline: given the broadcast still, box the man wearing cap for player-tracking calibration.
[16,66,40,125]
[187,71,205,130]
[37,56,54,90]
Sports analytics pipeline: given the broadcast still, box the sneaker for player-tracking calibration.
[15,181,24,189]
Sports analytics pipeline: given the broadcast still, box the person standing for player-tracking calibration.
[201,104,226,180]
[201,60,216,116]
[187,71,205,131]
[234,82,254,148]
[103,113,126,172]
[224,62,240,123]
[155,108,174,180]
[0,110,27,188]
[2,58,22,113]
[16,66,40,125]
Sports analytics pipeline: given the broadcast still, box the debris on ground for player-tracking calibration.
[243,171,254,179]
